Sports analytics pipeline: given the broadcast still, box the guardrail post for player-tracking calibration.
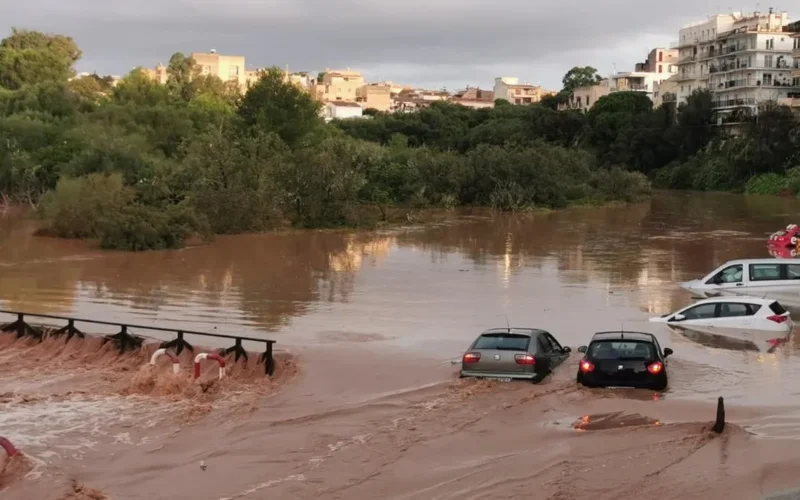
[52,319,84,343]
[260,342,275,376]
[224,337,248,362]
[160,331,194,355]
[1,313,43,341]
[103,325,143,354]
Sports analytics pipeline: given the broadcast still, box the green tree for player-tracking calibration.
[238,67,322,147]
[0,29,81,89]
[166,52,200,99]
[561,66,602,95]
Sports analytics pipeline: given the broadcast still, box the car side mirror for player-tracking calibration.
[577,346,587,353]
[663,348,674,357]
[562,346,572,354]
[669,314,686,322]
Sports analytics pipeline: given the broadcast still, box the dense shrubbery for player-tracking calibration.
[0,29,657,250]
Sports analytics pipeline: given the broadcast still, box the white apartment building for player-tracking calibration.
[708,11,795,118]
[675,10,796,120]
[675,14,738,103]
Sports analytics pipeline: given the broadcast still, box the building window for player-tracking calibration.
[229,66,239,78]
[658,65,663,73]
[659,51,663,62]
[765,55,773,68]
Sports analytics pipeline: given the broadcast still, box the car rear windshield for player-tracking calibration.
[769,301,788,315]
[473,334,530,351]
[589,340,655,360]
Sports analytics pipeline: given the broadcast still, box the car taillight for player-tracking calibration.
[767,314,789,324]
[463,352,480,363]
[579,360,594,373]
[647,361,664,375]
[514,354,535,365]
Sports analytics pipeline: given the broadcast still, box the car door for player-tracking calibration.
[704,264,745,295]
[713,302,756,335]
[669,302,719,332]
[535,334,555,374]
[543,333,568,369]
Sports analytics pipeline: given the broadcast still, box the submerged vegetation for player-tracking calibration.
[1,29,795,250]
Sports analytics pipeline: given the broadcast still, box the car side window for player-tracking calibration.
[706,265,743,284]
[537,335,554,354]
[718,303,753,317]
[788,265,800,279]
[749,264,782,282]
[681,303,717,320]
[545,333,563,352]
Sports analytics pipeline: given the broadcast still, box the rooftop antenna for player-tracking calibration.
[621,322,625,339]
[505,316,511,333]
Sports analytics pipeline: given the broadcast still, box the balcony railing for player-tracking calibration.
[712,98,757,109]
[710,62,793,73]
[679,54,697,63]
[710,78,799,89]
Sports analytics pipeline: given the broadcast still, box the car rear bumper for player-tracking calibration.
[461,370,537,380]
[578,373,667,390]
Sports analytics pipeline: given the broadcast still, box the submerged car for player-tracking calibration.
[649,297,792,352]
[768,224,800,249]
[679,258,800,306]
[576,331,672,391]
[460,328,571,383]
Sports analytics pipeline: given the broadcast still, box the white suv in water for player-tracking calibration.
[649,297,792,351]
[679,259,800,304]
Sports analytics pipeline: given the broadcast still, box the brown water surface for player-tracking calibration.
[3,191,800,499]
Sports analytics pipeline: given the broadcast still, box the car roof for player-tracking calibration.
[480,328,546,337]
[590,331,656,342]
[688,296,777,305]
[719,258,792,266]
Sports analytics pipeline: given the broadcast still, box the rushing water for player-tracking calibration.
[2,191,800,404]
[6,190,800,499]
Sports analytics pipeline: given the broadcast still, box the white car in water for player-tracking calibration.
[649,297,793,351]
[679,259,800,306]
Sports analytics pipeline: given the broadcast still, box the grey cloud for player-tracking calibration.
[3,0,796,89]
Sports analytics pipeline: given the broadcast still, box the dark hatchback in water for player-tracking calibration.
[576,331,673,391]
[460,328,571,383]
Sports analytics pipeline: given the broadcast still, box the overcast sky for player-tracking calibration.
[2,1,796,91]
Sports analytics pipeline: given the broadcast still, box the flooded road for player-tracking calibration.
[3,191,800,499]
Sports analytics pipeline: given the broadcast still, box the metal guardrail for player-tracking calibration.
[0,310,277,376]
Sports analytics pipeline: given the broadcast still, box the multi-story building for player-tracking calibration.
[143,63,169,84]
[191,51,247,89]
[636,48,680,75]
[356,83,392,111]
[314,68,365,102]
[493,77,548,105]
[706,11,795,119]
[785,21,800,110]
[608,71,671,98]
[675,14,738,104]
[653,75,680,109]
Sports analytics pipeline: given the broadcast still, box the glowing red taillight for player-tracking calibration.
[579,360,594,373]
[514,354,535,365]
[463,352,481,363]
[767,314,788,324]
[647,361,664,375]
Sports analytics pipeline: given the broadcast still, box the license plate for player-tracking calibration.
[487,377,512,382]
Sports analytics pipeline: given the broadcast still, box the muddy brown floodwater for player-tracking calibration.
[4,191,800,499]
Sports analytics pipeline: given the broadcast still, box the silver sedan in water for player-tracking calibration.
[460,328,571,383]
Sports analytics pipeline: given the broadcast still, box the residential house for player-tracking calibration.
[608,71,671,99]
[143,63,168,84]
[314,68,365,102]
[356,83,392,112]
[493,77,546,105]
[561,80,611,112]
[322,100,364,121]
[192,51,247,89]
[653,75,680,109]
[451,87,495,108]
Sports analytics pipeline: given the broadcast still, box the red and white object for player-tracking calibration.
[0,436,18,460]
[149,348,181,374]
[193,353,226,380]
